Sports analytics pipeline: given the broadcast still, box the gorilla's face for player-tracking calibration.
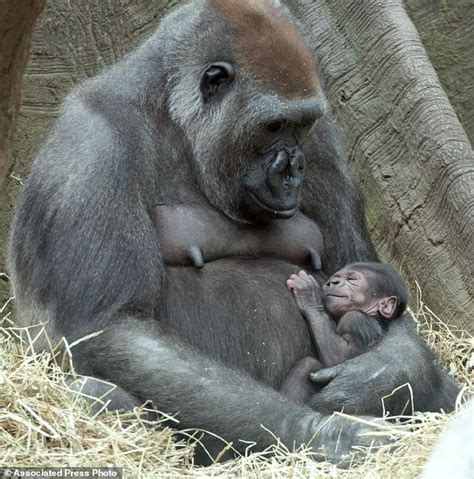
[192,61,323,223]
[238,103,320,221]
[166,0,323,223]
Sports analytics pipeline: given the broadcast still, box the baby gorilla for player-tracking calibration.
[281,262,408,403]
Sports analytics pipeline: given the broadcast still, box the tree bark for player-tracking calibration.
[404,0,474,145]
[0,0,45,187]
[287,0,474,331]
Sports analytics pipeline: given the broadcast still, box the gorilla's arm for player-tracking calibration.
[8,90,385,461]
[308,317,459,415]
[300,114,458,414]
[301,113,378,274]
[73,315,380,460]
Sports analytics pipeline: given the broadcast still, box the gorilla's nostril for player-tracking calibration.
[287,146,298,157]
[269,150,289,175]
[289,157,303,176]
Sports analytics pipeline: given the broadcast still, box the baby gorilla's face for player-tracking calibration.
[322,267,376,319]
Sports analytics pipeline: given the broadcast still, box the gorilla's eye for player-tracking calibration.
[296,121,311,132]
[294,122,313,139]
[200,62,236,102]
[266,120,286,134]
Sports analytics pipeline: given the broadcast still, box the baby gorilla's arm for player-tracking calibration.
[305,311,355,367]
[287,271,382,368]
[287,271,365,367]
[336,312,384,352]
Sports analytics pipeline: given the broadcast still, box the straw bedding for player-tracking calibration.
[0,284,472,478]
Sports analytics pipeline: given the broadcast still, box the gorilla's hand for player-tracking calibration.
[307,348,395,416]
[307,317,458,417]
[310,365,343,387]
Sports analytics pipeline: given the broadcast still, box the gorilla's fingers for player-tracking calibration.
[310,365,343,386]
[188,245,204,269]
[307,247,322,271]
[66,376,144,415]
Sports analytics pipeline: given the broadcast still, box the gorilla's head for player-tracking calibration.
[165,0,325,223]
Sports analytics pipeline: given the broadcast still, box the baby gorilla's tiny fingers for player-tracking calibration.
[291,276,306,289]
[299,270,317,287]
[297,270,310,279]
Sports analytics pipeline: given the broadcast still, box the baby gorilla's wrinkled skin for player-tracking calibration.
[282,264,406,403]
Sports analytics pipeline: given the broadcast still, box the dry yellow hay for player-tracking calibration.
[0,282,472,478]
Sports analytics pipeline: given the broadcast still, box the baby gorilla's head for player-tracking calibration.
[322,262,408,321]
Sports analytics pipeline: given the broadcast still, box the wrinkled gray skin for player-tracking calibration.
[8,0,458,464]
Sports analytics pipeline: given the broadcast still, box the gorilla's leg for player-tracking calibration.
[280,356,322,403]
[72,316,389,464]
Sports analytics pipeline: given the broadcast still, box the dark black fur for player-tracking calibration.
[351,262,409,319]
[8,0,458,464]
[337,311,384,353]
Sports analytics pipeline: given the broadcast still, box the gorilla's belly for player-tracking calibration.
[160,258,316,388]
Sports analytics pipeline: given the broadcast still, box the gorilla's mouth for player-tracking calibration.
[247,192,297,219]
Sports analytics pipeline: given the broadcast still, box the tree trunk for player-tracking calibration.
[287,0,474,331]
[0,0,45,187]
[1,0,473,332]
[404,0,474,145]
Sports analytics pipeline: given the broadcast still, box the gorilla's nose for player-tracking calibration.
[268,148,304,195]
[288,147,304,176]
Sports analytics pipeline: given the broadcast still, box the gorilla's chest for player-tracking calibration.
[153,205,324,271]
[159,259,316,388]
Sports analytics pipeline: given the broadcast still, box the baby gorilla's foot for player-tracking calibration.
[286,270,323,313]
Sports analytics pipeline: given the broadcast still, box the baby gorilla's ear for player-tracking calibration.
[378,296,398,319]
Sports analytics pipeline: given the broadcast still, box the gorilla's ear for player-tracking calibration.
[378,296,398,319]
[200,62,236,102]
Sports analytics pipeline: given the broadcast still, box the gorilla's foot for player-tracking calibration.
[309,414,392,466]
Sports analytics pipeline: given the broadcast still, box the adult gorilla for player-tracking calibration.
[9,0,457,462]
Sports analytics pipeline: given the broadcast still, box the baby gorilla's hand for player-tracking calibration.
[286,270,322,314]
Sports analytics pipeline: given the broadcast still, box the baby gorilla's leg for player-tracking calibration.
[280,356,322,404]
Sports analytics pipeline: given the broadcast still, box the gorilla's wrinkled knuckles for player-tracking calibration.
[167,0,325,224]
